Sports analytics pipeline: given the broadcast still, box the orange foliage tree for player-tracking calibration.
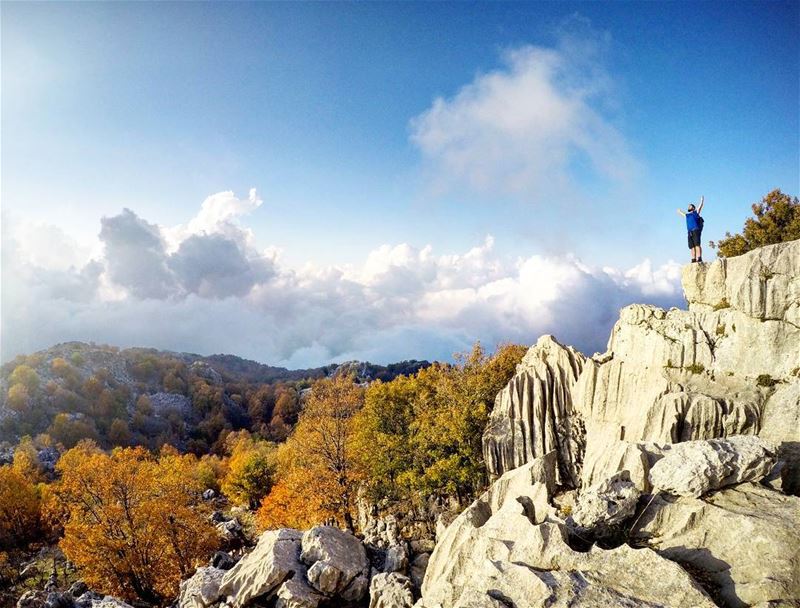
[257,375,366,531]
[53,442,218,604]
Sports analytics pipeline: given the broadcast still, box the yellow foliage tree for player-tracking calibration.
[54,443,218,604]
[0,466,41,549]
[12,436,46,483]
[220,431,277,508]
[258,375,365,531]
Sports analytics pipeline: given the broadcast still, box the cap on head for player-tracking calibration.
[688,204,696,211]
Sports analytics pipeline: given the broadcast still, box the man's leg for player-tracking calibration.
[697,243,703,262]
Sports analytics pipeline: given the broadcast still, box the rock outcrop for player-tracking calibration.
[369,573,415,608]
[571,470,640,533]
[632,483,800,607]
[217,529,311,608]
[482,335,586,486]
[483,240,800,493]
[300,526,370,602]
[417,454,717,608]
[178,567,225,608]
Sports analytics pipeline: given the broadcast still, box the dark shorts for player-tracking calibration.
[688,229,702,249]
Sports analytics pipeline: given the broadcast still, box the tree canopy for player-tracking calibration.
[713,189,800,257]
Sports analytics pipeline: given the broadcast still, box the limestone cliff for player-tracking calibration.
[483,239,800,493]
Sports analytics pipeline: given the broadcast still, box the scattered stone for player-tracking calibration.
[68,582,88,598]
[45,593,74,608]
[202,489,216,500]
[649,435,777,497]
[409,553,429,589]
[89,597,134,608]
[571,470,641,534]
[73,592,101,608]
[216,518,245,543]
[369,573,415,608]
[210,551,237,570]
[274,577,323,608]
[177,567,225,608]
[17,591,47,608]
[382,543,408,573]
[408,540,434,554]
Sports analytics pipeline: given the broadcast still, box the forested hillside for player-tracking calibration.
[0,342,429,454]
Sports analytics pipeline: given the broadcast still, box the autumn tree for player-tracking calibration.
[54,442,218,604]
[13,436,46,483]
[48,413,100,449]
[0,466,41,548]
[713,189,800,257]
[9,364,40,393]
[221,431,277,508]
[6,384,30,413]
[355,342,526,504]
[258,375,365,531]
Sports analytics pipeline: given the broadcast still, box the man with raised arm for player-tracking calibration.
[677,196,705,263]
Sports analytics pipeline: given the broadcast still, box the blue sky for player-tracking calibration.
[2,1,798,365]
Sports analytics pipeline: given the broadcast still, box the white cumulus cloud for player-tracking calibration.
[1,191,684,367]
[410,20,638,204]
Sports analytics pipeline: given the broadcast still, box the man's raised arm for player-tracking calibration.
[676,208,686,217]
[698,195,705,214]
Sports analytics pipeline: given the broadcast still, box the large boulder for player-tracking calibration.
[218,529,307,608]
[177,567,225,608]
[648,435,776,497]
[571,470,641,533]
[300,526,370,602]
[482,335,586,486]
[369,573,415,608]
[417,454,716,608]
[632,483,800,607]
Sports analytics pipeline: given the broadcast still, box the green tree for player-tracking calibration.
[355,342,525,504]
[713,189,800,257]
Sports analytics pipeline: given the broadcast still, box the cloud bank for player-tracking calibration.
[2,190,683,367]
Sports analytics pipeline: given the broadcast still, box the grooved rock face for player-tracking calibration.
[632,483,800,607]
[482,335,586,485]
